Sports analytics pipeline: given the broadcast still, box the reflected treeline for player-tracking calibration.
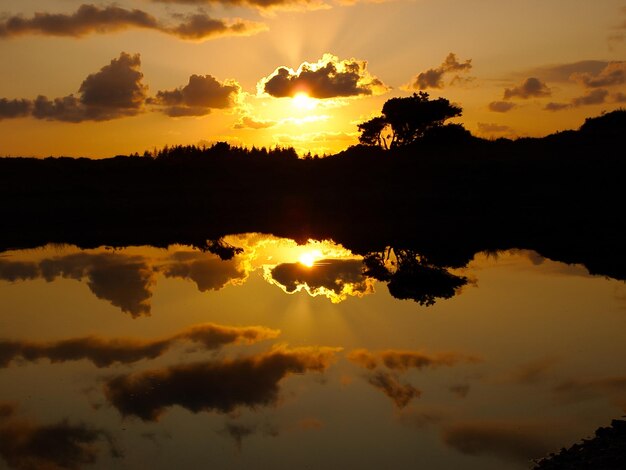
[1,110,625,294]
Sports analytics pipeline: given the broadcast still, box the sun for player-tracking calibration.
[299,250,321,267]
[292,92,317,110]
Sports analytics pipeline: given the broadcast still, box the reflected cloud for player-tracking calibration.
[0,403,120,470]
[40,252,156,317]
[0,246,249,316]
[366,370,421,408]
[553,376,626,408]
[347,349,480,371]
[104,345,340,421]
[0,323,279,368]
[162,251,247,291]
[267,259,374,303]
[442,420,563,464]
[348,348,479,408]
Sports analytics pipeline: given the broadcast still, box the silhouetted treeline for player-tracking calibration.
[1,110,625,285]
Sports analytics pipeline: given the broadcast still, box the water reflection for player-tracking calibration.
[1,236,626,469]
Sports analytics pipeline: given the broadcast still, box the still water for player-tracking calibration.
[1,233,625,469]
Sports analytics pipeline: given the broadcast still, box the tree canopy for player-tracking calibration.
[358,92,462,149]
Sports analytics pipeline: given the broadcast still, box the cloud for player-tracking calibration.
[0,99,31,120]
[523,61,611,83]
[151,74,240,117]
[32,52,147,122]
[161,251,246,289]
[396,405,447,429]
[544,89,612,112]
[503,77,551,99]
[571,88,609,106]
[233,115,277,129]
[613,91,626,103]
[0,4,266,41]
[258,53,387,99]
[0,323,279,368]
[104,345,340,421]
[0,4,159,38]
[40,252,156,317]
[168,13,267,40]
[442,421,562,464]
[572,61,626,88]
[476,122,515,138]
[148,0,328,12]
[219,423,255,451]
[366,371,421,408]
[407,53,473,90]
[553,376,626,408]
[488,101,516,113]
[347,349,480,371]
[268,259,374,302]
[0,405,120,470]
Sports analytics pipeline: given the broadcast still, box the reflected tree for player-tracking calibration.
[363,247,467,305]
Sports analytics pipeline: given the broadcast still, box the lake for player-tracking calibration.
[1,234,625,469]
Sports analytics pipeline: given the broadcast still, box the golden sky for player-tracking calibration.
[0,0,625,157]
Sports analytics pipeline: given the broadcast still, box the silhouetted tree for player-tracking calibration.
[358,92,463,148]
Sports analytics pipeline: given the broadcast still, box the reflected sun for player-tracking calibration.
[292,92,317,110]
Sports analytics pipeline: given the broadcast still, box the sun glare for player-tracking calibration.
[299,250,321,267]
[292,92,317,110]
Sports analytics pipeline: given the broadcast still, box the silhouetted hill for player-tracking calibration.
[1,110,625,290]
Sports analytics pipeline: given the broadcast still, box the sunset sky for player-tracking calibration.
[1,0,625,157]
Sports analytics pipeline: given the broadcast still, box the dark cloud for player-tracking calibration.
[151,75,241,117]
[544,89,611,112]
[0,98,31,120]
[408,53,473,90]
[544,102,571,112]
[571,88,609,106]
[0,4,158,38]
[572,62,626,88]
[0,323,279,368]
[347,349,480,372]
[523,60,611,83]
[503,77,551,99]
[488,101,516,113]
[442,421,561,463]
[0,4,265,41]
[40,252,156,317]
[162,251,246,289]
[0,406,120,470]
[270,259,372,301]
[613,91,626,103]
[104,346,339,421]
[32,52,147,123]
[149,0,325,12]
[259,54,387,99]
[168,13,266,41]
[553,376,626,408]
[366,370,421,408]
